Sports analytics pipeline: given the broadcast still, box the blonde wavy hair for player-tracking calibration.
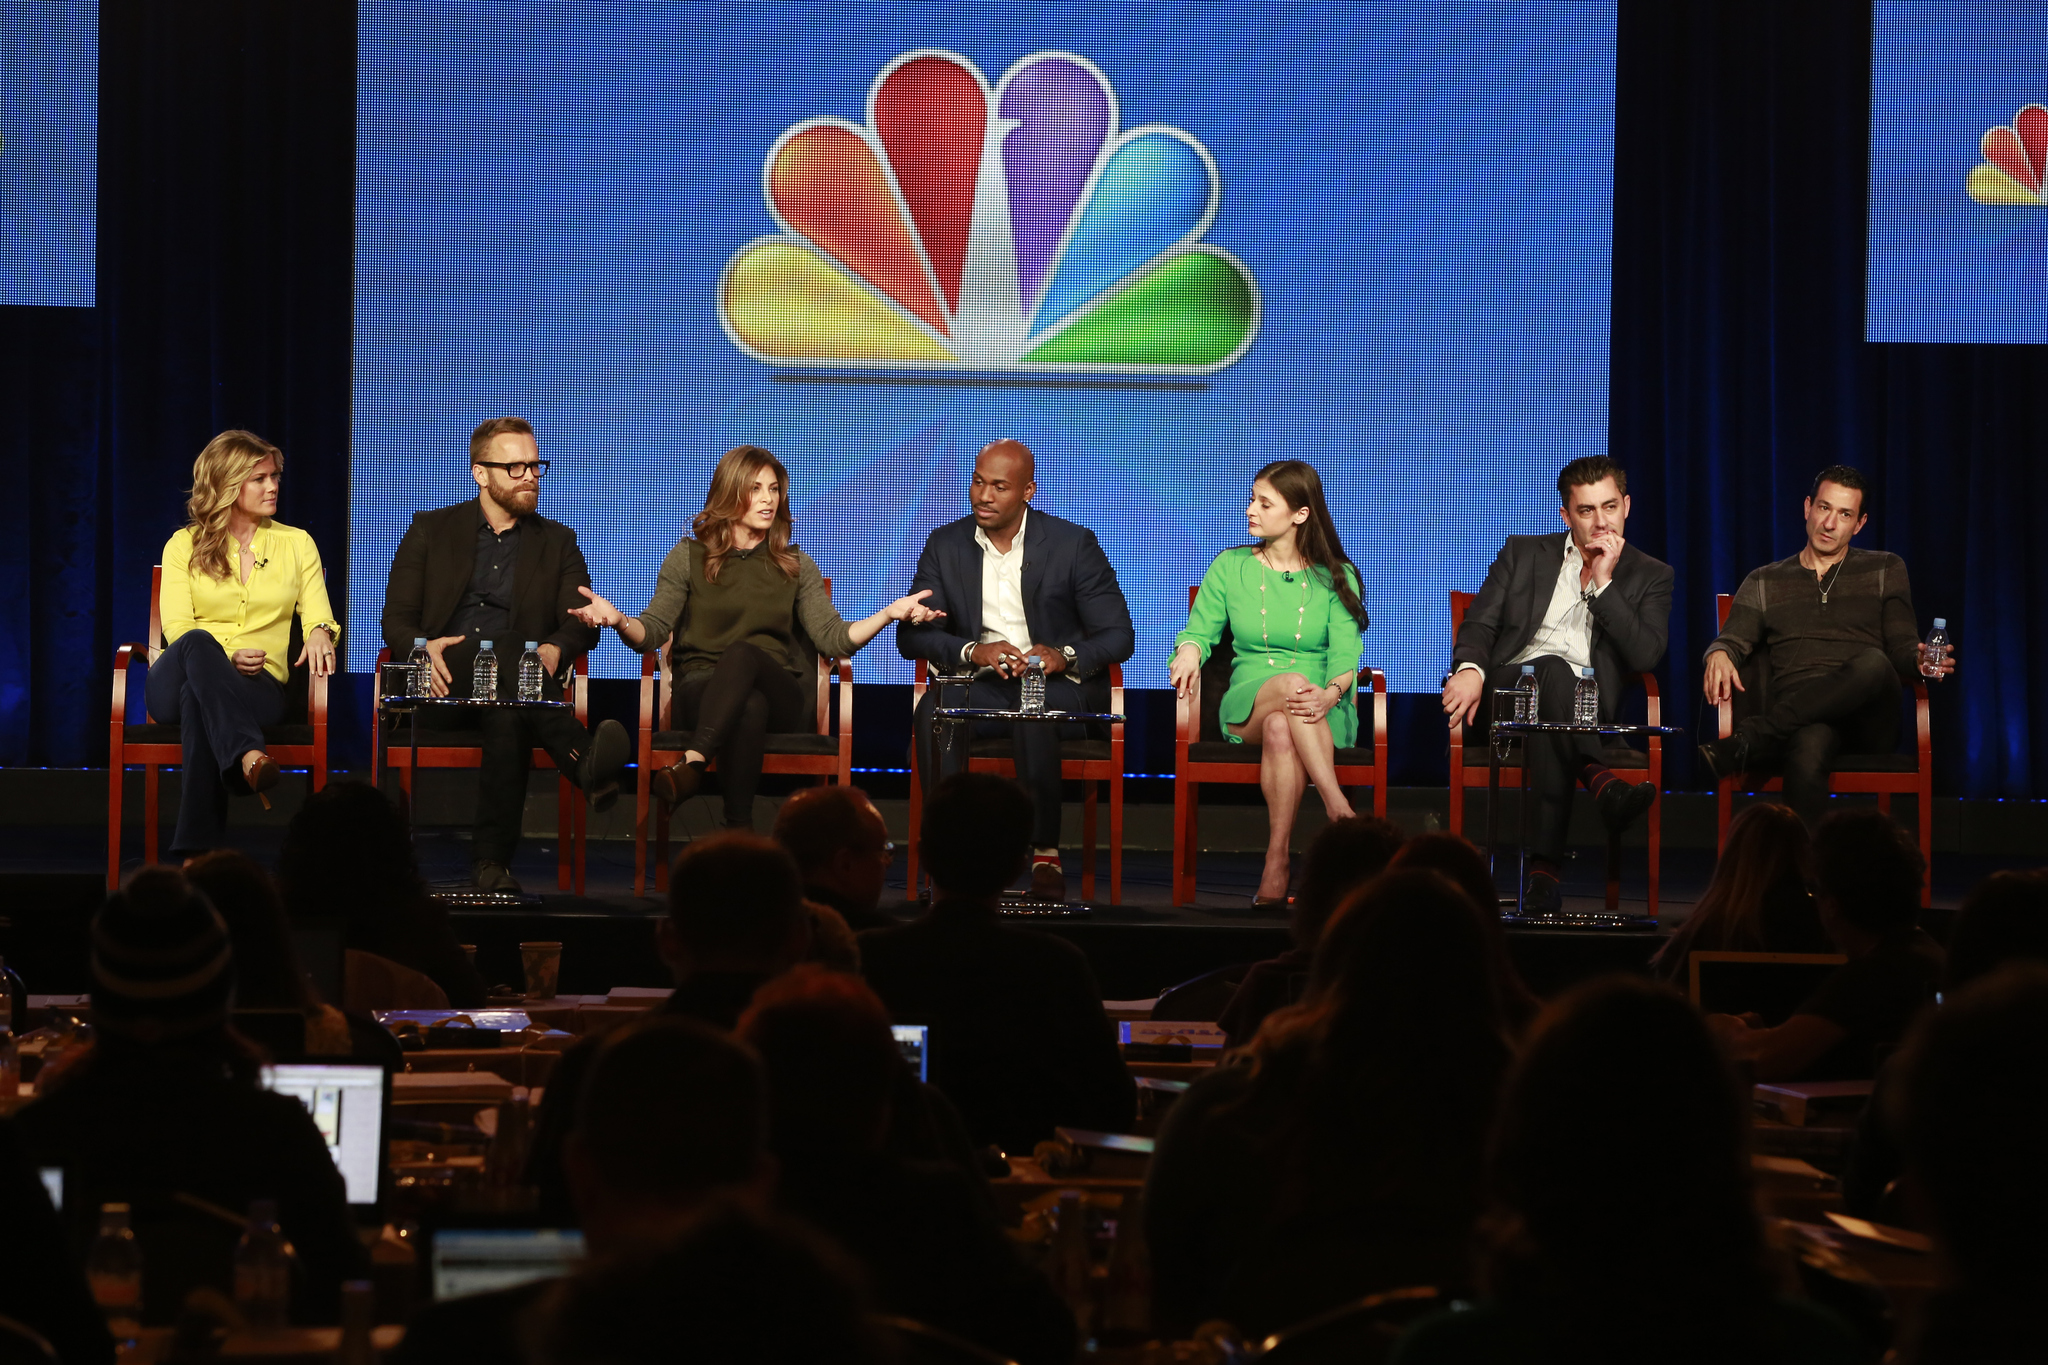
[693,444,798,583]
[184,429,283,582]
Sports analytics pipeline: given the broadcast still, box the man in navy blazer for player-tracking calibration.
[898,440,1135,899]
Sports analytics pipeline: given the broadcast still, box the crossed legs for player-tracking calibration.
[1229,671,1355,900]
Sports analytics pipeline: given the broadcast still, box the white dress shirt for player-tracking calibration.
[961,507,1032,661]
[1457,538,1608,676]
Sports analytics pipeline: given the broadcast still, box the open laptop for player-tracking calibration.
[261,1063,387,1209]
[892,1024,929,1083]
[431,1229,586,1301]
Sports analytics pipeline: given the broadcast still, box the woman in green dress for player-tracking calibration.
[1170,460,1368,906]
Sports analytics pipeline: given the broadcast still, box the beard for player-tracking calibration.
[487,483,539,519]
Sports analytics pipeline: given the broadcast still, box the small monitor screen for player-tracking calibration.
[38,1167,62,1212]
[261,1063,386,1205]
[432,1229,586,1301]
[891,1024,929,1083]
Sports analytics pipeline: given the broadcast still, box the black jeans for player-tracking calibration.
[913,670,1089,849]
[1739,647,1901,828]
[423,638,596,867]
[1483,656,1606,864]
[144,630,286,855]
[671,641,811,828]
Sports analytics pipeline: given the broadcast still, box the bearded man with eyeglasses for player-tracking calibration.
[380,416,628,894]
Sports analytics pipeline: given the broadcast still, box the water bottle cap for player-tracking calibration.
[526,641,538,649]
[413,637,427,646]
[1933,618,1946,630]
[480,640,493,649]
[1582,667,1595,676]
[1521,664,1535,675]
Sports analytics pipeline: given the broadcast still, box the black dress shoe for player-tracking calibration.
[578,719,630,813]
[473,861,524,895]
[1596,779,1659,834]
[1522,871,1563,915]
[1029,861,1067,901]
[1697,734,1751,782]
[1250,895,1290,913]
[651,757,704,806]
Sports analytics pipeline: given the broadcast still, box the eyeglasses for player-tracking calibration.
[475,459,550,480]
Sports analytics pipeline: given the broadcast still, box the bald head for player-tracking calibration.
[971,440,1035,541]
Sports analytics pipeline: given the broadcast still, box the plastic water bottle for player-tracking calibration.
[517,642,545,702]
[233,1198,297,1330]
[406,637,431,698]
[86,1203,142,1346]
[1574,667,1599,726]
[1020,653,1046,713]
[1921,618,1950,681]
[473,639,499,701]
[1513,664,1538,724]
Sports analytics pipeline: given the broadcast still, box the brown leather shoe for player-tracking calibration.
[650,758,703,807]
[242,753,280,810]
[1029,860,1066,901]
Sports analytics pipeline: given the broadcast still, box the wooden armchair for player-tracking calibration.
[370,647,590,894]
[108,565,328,889]
[1446,590,1663,913]
[904,659,1124,904]
[1712,592,1933,906]
[635,583,853,897]
[1172,585,1388,907]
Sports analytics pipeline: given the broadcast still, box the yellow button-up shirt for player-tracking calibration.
[160,522,339,684]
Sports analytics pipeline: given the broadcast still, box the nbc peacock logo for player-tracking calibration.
[1966,103,2047,205]
[718,50,1260,375]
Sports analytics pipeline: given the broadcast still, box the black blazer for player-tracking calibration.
[895,509,1135,684]
[1451,531,1673,720]
[379,499,600,664]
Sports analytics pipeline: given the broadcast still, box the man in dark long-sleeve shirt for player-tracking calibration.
[1699,465,1955,826]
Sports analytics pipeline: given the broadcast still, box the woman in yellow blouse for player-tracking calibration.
[152,430,338,855]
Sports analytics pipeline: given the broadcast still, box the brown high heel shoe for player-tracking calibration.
[242,752,280,810]
[649,757,704,806]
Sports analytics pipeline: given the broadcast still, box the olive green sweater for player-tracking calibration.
[631,538,857,675]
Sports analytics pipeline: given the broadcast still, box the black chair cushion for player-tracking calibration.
[1187,740,1376,767]
[125,723,316,747]
[653,730,837,757]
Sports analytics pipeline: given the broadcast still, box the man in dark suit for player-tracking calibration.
[898,439,1135,900]
[1442,457,1673,913]
[380,416,627,893]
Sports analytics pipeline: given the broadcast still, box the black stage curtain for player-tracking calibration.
[1609,0,2048,798]
[0,0,354,768]
[3,0,2043,798]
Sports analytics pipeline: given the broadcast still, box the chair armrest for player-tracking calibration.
[571,654,589,723]
[638,650,658,769]
[1174,660,1200,760]
[1912,680,1931,767]
[912,656,927,704]
[111,642,151,733]
[308,664,329,731]
[1107,661,1125,761]
[1636,670,1660,749]
[1358,665,1388,756]
[835,657,853,738]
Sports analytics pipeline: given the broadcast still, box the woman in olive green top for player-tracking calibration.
[1170,460,1368,905]
[572,445,941,827]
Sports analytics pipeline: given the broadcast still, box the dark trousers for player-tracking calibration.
[1484,656,1605,863]
[1738,647,1901,828]
[670,641,812,828]
[913,671,1089,849]
[144,630,285,855]
[426,639,596,867]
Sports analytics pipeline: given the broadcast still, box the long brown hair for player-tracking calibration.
[183,429,282,582]
[1250,459,1367,628]
[1650,803,1811,977]
[693,445,799,583]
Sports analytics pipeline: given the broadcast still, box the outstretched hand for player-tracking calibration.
[885,590,946,625]
[569,586,624,629]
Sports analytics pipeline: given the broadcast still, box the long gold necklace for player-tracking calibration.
[1255,551,1311,667]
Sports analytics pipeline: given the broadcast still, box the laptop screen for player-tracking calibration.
[432,1229,586,1301]
[261,1063,386,1205]
[891,1024,928,1083]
